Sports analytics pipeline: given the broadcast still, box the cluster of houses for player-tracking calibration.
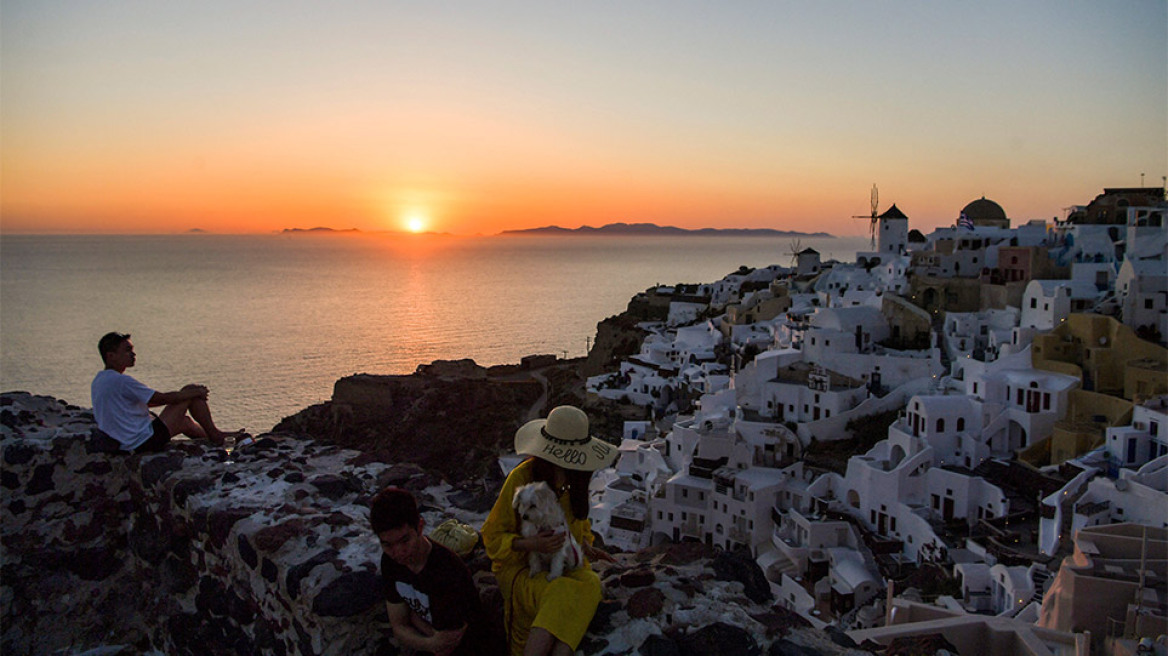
[586,187,1168,656]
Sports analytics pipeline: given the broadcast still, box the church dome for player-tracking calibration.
[960,197,1007,223]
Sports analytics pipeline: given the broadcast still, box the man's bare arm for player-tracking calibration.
[385,601,466,654]
[148,385,208,407]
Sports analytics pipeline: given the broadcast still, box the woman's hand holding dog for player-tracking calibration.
[517,529,566,554]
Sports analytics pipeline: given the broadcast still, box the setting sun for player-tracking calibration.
[405,214,428,234]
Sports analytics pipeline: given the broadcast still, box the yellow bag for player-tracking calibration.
[429,518,480,557]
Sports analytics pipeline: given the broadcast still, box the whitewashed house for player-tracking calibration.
[1071,457,1168,534]
[1124,205,1168,260]
[942,307,1019,363]
[989,563,1037,616]
[761,365,868,424]
[956,347,1079,456]
[802,305,942,390]
[1020,281,1073,331]
[902,394,985,470]
[1105,395,1168,468]
[1117,256,1167,340]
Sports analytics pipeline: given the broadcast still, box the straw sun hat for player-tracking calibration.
[514,405,618,472]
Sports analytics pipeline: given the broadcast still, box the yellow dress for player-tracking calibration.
[481,459,602,655]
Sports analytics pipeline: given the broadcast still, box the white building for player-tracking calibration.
[761,365,869,424]
[1105,395,1168,468]
[1117,256,1167,341]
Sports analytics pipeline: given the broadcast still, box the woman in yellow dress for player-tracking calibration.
[482,406,619,656]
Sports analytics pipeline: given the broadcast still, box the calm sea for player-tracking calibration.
[1,233,867,431]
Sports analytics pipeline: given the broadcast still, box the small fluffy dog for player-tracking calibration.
[512,481,584,581]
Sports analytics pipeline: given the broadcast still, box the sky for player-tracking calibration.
[2,1,1165,237]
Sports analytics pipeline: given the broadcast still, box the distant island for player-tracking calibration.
[280,227,361,234]
[499,222,833,238]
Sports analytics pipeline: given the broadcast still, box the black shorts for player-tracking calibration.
[134,417,173,453]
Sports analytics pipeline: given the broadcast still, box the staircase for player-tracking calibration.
[1030,565,1053,604]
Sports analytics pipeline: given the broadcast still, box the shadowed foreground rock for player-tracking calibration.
[1,392,867,655]
[273,360,543,484]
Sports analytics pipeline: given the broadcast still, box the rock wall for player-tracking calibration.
[2,392,865,656]
[0,392,435,655]
[276,367,543,485]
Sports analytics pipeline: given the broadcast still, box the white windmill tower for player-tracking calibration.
[853,184,908,256]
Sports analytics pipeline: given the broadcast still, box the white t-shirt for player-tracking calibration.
[91,369,157,451]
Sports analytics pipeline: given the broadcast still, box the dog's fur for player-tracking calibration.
[512,481,584,581]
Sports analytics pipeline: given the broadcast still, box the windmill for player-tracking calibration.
[787,238,803,269]
[852,184,879,248]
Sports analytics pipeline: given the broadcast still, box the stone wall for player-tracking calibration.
[0,392,435,655]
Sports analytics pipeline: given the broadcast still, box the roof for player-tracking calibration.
[961,197,1007,221]
[912,394,974,415]
[879,204,908,220]
[999,369,1079,391]
[1126,257,1168,278]
[667,471,714,489]
[728,466,787,490]
[809,305,887,332]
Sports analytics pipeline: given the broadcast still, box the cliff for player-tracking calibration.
[1,392,865,656]
[274,360,544,489]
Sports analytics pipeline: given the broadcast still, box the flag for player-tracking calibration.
[957,213,974,230]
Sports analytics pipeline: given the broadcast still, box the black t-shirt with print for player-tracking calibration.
[380,539,503,656]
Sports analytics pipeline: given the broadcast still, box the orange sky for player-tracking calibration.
[2,2,1165,237]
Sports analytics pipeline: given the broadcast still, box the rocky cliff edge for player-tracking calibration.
[1,392,866,656]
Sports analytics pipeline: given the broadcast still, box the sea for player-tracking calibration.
[0,233,869,432]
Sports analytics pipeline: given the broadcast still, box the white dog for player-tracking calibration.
[512,481,584,581]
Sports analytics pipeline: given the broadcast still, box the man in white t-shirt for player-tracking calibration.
[91,332,244,453]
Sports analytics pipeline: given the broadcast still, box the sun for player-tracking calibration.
[404,213,428,234]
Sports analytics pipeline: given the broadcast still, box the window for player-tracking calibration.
[1043,393,1050,410]
[957,418,965,431]
[1151,421,1159,436]
[1030,298,1037,308]
[936,418,945,432]
[1146,299,1155,309]
[973,383,979,395]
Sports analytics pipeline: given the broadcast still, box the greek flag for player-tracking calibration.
[957,213,974,230]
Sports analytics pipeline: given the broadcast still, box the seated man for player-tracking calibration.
[371,487,503,656]
[91,332,242,453]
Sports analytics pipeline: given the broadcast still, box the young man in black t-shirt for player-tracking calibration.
[371,487,502,656]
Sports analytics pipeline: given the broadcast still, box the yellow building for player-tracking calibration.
[1022,389,1134,467]
[1031,314,1167,401]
